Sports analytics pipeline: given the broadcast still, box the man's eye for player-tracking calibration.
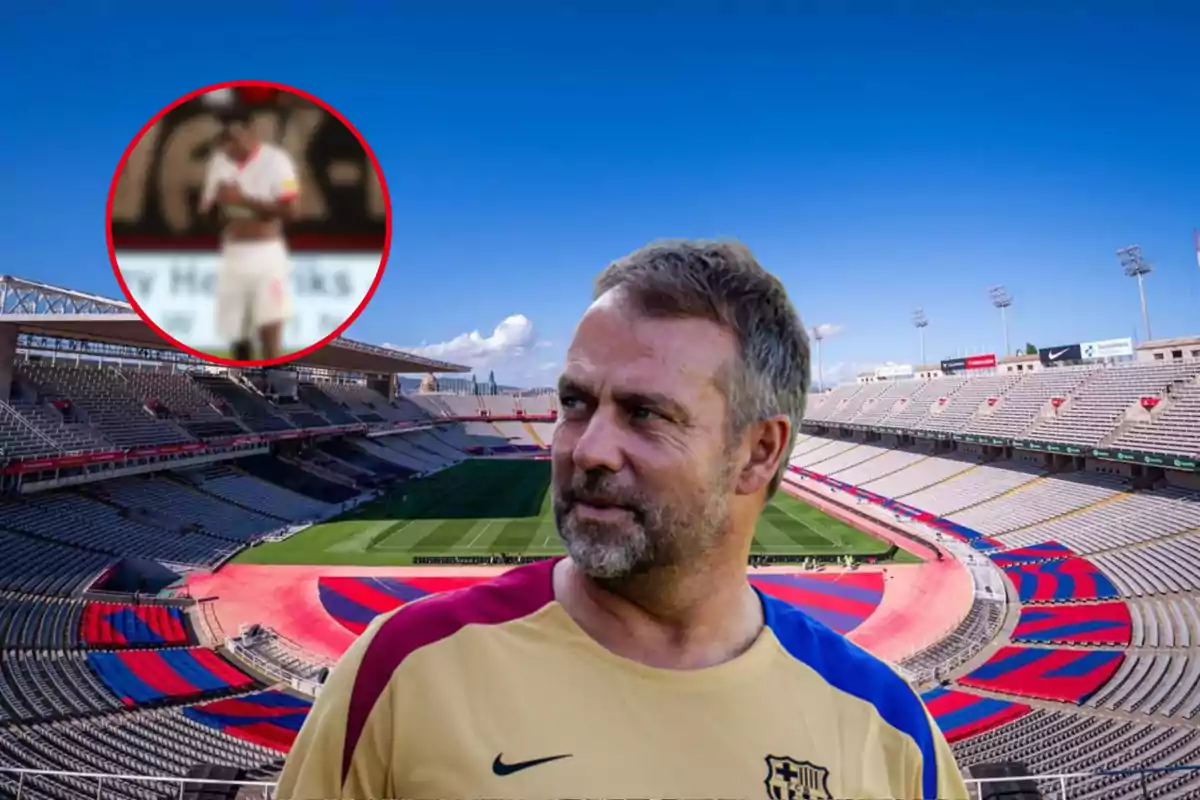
[630,407,657,421]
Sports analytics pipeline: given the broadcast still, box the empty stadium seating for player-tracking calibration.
[789,431,1200,798]
[87,648,257,706]
[953,709,1200,799]
[182,691,313,752]
[805,361,1200,452]
[4,354,1200,798]
[118,368,247,439]
[17,363,198,448]
[80,603,191,648]
[0,598,81,651]
[1004,558,1121,603]
[921,687,1032,744]
[1012,602,1131,646]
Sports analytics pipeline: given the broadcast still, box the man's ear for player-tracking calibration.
[734,415,791,496]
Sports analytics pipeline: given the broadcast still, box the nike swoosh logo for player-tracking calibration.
[1049,349,1069,360]
[492,753,573,776]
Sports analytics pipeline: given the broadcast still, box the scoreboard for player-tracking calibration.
[110,89,387,251]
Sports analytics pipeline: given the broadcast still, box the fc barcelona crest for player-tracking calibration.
[764,755,832,800]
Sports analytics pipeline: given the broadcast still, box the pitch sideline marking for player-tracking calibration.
[464,521,493,550]
[773,498,845,549]
[372,519,416,551]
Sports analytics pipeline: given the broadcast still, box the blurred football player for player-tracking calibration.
[198,106,299,362]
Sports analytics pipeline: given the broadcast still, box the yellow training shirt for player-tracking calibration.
[277,558,968,800]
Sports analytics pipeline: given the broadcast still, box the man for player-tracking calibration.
[198,105,299,362]
[278,240,968,800]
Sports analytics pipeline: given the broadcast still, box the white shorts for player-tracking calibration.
[215,239,292,342]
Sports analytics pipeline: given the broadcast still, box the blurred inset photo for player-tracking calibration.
[107,80,390,366]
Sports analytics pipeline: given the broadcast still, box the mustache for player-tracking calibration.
[561,474,643,510]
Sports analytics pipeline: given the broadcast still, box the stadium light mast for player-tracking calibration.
[912,309,929,365]
[1194,230,1200,289]
[811,325,826,392]
[988,285,1013,357]
[1117,245,1153,341]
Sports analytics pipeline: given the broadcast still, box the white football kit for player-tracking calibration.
[201,143,298,343]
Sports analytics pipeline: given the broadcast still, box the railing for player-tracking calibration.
[225,625,333,697]
[966,764,1200,799]
[0,767,275,800]
[4,763,1199,799]
[0,398,66,455]
[197,598,226,645]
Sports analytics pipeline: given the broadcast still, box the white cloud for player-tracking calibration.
[811,322,844,339]
[385,315,559,384]
[812,360,877,390]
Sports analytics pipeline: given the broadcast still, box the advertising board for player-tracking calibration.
[1038,343,1083,365]
[116,253,380,353]
[1080,337,1134,360]
[941,353,997,374]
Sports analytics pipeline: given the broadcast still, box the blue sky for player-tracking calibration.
[4,4,1200,385]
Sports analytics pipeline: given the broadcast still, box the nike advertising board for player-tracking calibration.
[1038,343,1082,366]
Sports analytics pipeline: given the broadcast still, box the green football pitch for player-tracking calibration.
[234,459,913,566]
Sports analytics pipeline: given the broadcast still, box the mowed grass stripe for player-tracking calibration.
[235,458,904,566]
[493,519,540,551]
[409,519,479,552]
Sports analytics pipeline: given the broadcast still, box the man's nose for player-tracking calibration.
[571,407,624,474]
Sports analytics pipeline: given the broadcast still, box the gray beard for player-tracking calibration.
[553,466,733,582]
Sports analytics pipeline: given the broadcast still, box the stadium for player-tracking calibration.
[0,275,1197,800]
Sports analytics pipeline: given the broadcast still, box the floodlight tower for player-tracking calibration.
[912,309,929,365]
[989,285,1013,357]
[811,325,826,392]
[1194,230,1200,288]
[1117,245,1153,340]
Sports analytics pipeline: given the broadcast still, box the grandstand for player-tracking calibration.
[0,277,474,800]
[2,274,1200,798]
[794,348,1200,799]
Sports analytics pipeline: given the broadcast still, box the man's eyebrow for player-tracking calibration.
[558,375,593,397]
[559,375,691,421]
[613,389,688,418]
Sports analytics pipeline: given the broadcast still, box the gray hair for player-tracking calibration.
[593,239,811,495]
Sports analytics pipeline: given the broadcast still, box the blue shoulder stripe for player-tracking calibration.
[759,589,939,798]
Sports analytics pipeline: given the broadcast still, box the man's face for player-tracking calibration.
[219,123,255,160]
[552,291,739,581]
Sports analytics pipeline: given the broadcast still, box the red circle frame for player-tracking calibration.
[105,78,392,369]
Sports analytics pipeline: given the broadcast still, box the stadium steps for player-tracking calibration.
[74,487,184,534]
[1099,377,1196,447]
[280,456,356,489]
[857,452,935,486]
[0,514,117,558]
[894,462,986,500]
[826,446,894,476]
[802,441,864,469]
[164,472,293,525]
[991,492,1135,539]
[792,436,841,459]
[951,681,1198,728]
[941,580,1025,683]
[523,422,545,447]
[1084,525,1200,560]
[950,474,1046,515]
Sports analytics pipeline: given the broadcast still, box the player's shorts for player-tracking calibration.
[215,238,292,342]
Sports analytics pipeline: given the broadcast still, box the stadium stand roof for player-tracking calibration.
[0,276,469,374]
